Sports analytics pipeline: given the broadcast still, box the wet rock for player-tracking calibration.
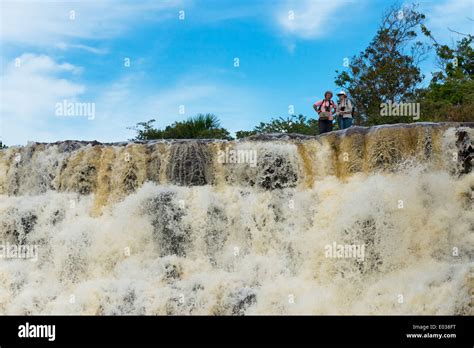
[231,288,257,315]
[205,206,229,264]
[145,192,190,257]
[164,263,182,281]
[456,129,473,174]
[166,143,214,186]
[257,153,298,190]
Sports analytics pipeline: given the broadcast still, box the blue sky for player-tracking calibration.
[1,0,472,145]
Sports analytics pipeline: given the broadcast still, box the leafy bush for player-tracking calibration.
[236,114,318,139]
[129,114,232,140]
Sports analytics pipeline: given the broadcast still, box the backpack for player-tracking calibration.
[350,100,357,118]
[318,99,336,112]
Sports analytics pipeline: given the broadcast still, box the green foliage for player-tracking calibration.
[0,141,7,149]
[129,119,162,140]
[430,37,474,83]
[235,130,257,139]
[129,114,232,140]
[236,114,318,138]
[335,3,429,125]
[417,36,474,122]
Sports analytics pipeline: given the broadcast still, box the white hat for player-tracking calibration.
[337,91,347,96]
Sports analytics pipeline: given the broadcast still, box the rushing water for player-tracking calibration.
[0,123,472,315]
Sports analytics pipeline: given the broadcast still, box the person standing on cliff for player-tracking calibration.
[336,91,354,130]
[313,91,336,134]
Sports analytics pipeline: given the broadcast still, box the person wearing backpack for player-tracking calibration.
[336,91,353,130]
[313,91,336,134]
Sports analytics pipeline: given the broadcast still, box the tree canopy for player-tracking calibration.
[335,3,429,125]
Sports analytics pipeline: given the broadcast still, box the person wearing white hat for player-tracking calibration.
[336,91,354,130]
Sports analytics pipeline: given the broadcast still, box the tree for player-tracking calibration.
[236,114,318,138]
[335,3,430,125]
[129,114,232,140]
[418,25,474,122]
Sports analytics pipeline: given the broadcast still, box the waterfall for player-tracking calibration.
[0,122,472,314]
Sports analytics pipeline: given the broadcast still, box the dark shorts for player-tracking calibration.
[318,119,333,134]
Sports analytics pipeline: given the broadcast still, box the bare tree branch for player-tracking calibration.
[448,27,473,37]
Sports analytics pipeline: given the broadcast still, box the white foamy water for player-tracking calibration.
[0,123,472,314]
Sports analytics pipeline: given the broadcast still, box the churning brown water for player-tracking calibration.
[0,123,472,314]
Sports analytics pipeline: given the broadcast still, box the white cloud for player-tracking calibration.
[424,0,473,42]
[0,0,186,47]
[55,42,108,55]
[1,54,85,145]
[276,0,350,39]
[1,58,267,145]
